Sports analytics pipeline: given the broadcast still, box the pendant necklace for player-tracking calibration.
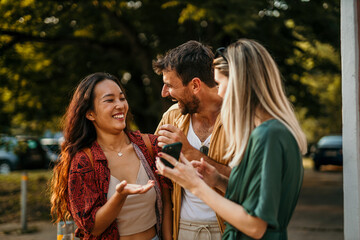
[99,134,130,158]
[116,146,124,157]
[100,142,126,158]
[116,141,128,157]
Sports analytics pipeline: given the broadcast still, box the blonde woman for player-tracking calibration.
[156,39,307,239]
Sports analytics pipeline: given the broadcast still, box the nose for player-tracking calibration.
[115,99,125,109]
[161,84,169,98]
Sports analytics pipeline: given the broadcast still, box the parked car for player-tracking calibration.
[0,135,51,174]
[40,138,61,165]
[312,135,342,171]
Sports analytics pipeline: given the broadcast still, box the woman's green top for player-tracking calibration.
[222,119,303,240]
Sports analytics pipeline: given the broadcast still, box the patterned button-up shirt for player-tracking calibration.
[68,131,171,239]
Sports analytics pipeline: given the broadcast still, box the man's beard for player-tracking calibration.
[179,95,200,115]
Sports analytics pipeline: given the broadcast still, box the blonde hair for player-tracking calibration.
[213,57,229,77]
[216,39,307,167]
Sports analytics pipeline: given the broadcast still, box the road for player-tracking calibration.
[0,162,344,239]
[288,164,344,240]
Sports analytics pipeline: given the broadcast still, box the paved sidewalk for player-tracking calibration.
[288,165,343,240]
[0,221,57,240]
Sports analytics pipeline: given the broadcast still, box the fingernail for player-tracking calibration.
[158,153,163,156]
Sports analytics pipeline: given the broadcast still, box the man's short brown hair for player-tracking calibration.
[153,40,215,87]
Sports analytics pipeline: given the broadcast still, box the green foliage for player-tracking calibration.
[0,0,340,142]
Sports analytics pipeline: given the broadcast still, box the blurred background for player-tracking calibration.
[0,0,342,238]
[0,0,340,141]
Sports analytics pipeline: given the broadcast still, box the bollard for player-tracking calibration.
[57,220,75,240]
[21,171,28,232]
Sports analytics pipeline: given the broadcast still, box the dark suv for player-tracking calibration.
[0,135,50,174]
[312,135,342,171]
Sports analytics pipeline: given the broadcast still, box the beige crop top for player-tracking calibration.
[107,161,157,236]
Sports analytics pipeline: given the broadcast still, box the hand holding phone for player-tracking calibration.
[160,142,182,168]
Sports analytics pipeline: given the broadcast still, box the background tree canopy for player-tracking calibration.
[0,0,340,144]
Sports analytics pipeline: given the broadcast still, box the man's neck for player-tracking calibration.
[190,97,222,142]
[194,87,222,122]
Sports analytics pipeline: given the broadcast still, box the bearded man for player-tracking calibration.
[153,40,231,240]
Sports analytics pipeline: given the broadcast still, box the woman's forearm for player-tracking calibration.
[91,181,155,236]
[91,192,127,236]
[192,180,267,239]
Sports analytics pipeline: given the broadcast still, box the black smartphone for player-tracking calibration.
[160,142,182,168]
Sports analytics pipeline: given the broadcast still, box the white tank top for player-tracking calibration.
[107,161,157,236]
[180,119,217,222]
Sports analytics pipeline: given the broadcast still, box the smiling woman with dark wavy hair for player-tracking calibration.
[50,72,172,240]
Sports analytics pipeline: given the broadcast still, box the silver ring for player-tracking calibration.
[174,162,179,167]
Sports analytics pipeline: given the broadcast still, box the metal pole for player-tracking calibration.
[21,171,28,232]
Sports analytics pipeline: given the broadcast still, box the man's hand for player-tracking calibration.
[157,124,191,150]
[157,124,231,178]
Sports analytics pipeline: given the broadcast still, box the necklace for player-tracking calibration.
[105,148,124,158]
[99,141,128,158]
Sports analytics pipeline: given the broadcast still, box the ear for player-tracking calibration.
[190,77,201,94]
[86,110,95,121]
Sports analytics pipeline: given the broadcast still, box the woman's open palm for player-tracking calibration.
[116,180,155,196]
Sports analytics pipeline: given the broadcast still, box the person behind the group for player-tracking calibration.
[156,39,307,239]
[50,72,172,240]
[153,40,231,239]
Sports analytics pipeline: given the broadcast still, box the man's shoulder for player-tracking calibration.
[161,103,184,121]
[156,103,191,133]
[163,103,181,115]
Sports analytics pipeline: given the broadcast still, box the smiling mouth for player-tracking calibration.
[113,113,125,119]
[167,96,178,102]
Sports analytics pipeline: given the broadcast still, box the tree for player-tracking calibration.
[0,0,340,143]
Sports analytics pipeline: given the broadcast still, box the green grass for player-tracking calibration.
[0,170,52,224]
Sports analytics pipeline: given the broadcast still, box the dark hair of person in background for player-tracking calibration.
[153,40,216,87]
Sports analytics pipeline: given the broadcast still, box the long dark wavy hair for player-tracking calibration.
[50,72,131,223]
